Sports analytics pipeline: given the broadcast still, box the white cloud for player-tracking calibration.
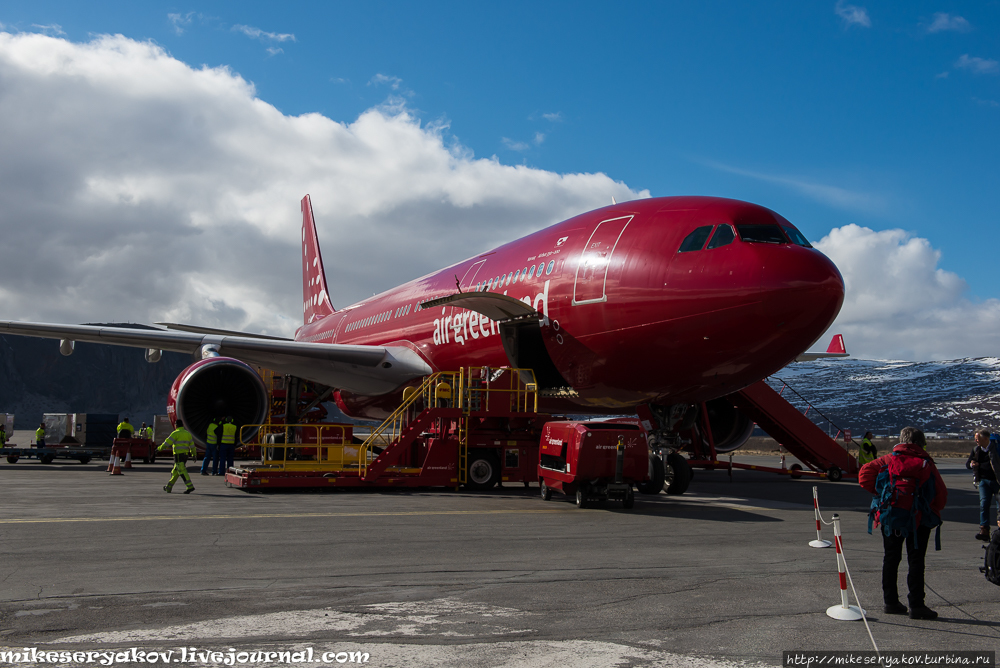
[541,112,564,122]
[834,1,871,28]
[232,24,295,43]
[167,13,194,35]
[30,24,65,36]
[266,47,283,56]
[701,160,887,215]
[815,225,1000,361]
[533,132,545,145]
[926,13,971,33]
[501,137,531,151]
[0,31,645,337]
[369,73,402,90]
[955,54,1000,75]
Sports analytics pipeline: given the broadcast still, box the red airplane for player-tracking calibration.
[0,195,844,456]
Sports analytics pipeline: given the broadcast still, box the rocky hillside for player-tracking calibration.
[0,327,189,428]
[769,357,1000,437]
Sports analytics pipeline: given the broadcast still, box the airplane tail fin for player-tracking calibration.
[826,334,846,355]
[301,195,335,324]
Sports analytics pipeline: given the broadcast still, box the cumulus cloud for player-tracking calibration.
[955,54,1000,75]
[30,24,65,36]
[834,1,871,28]
[926,13,971,33]
[815,225,1000,361]
[541,112,564,122]
[501,137,531,151]
[0,32,644,337]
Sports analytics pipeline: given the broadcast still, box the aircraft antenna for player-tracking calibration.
[611,196,617,205]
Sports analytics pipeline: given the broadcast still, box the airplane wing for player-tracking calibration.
[156,322,291,341]
[0,320,431,396]
[795,333,849,362]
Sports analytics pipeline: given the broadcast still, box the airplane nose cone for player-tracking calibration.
[759,246,845,346]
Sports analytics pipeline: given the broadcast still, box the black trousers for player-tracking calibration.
[882,525,931,607]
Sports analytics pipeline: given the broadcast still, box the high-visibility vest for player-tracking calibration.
[0,430,6,445]
[139,427,152,439]
[206,422,219,445]
[158,428,195,456]
[221,422,237,445]
[117,422,134,436]
[859,438,877,465]
[35,427,45,440]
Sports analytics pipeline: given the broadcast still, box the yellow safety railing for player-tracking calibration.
[239,423,354,471]
[358,367,539,478]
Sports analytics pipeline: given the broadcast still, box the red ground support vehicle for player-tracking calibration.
[538,421,649,509]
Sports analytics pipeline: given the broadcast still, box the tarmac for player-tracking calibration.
[0,449,997,668]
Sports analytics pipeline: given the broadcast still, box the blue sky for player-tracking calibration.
[0,1,998,359]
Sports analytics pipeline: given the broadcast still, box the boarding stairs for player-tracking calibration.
[728,379,858,478]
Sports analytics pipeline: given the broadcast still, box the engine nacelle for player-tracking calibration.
[703,398,755,453]
[166,357,269,446]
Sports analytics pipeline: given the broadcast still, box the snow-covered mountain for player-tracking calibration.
[768,357,1000,437]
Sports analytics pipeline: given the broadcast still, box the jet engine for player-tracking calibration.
[701,398,755,453]
[166,357,269,446]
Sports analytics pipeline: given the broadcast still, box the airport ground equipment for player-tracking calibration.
[683,379,859,482]
[225,367,551,490]
[42,413,119,448]
[110,437,158,464]
[1,445,107,465]
[537,421,648,509]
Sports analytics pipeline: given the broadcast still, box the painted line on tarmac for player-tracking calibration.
[0,508,575,525]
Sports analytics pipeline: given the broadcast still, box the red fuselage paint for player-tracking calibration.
[295,196,844,419]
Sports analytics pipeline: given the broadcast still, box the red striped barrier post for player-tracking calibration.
[825,513,864,620]
[809,486,832,548]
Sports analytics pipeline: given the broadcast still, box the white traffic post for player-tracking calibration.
[826,514,864,620]
[809,486,832,548]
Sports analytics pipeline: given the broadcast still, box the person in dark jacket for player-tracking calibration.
[859,426,947,620]
[966,428,1000,541]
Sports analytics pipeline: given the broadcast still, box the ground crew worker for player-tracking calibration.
[157,419,195,494]
[202,417,221,476]
[858,431,878,465]
[35,422,45,448]
[0,424,6,446]
[219,417,237,475]
[117,418,134,439]
[138,422,152,440]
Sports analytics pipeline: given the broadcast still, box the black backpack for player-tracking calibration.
[981,529,1000,586]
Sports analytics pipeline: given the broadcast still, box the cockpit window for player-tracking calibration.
[782,225,812,248]
[706,224,735,250]
[736,224,789,244]
[678,225,713,252]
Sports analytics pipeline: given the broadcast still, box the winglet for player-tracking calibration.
[826,333,846,355]
[301,195,336,325]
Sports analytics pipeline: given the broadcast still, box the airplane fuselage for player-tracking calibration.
[295,196,844,419]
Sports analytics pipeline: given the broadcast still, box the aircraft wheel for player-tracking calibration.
[540,481,552,501]
[622,488,635,509]
[78,457,91,465]
[466,450,500,491]
[40,454,55,465]
[826,467,843,482]
[789,463,803,479]
[575,488,587,509]
[637,456,665,495]
[6,455,18,464]
[664,453,692,495]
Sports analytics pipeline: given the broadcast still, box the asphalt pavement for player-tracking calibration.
[0,454,997,667]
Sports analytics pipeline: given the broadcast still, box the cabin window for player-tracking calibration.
[546,260,555,275]
[522,267,528,279]
[783,225,813,248]
[514,269,521,282]
[678,225,713,252]
[537,262,545,276]
[528,265,536,278]
[736,225,789,244]
[506,272,513,286]
[706,224,735,250]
